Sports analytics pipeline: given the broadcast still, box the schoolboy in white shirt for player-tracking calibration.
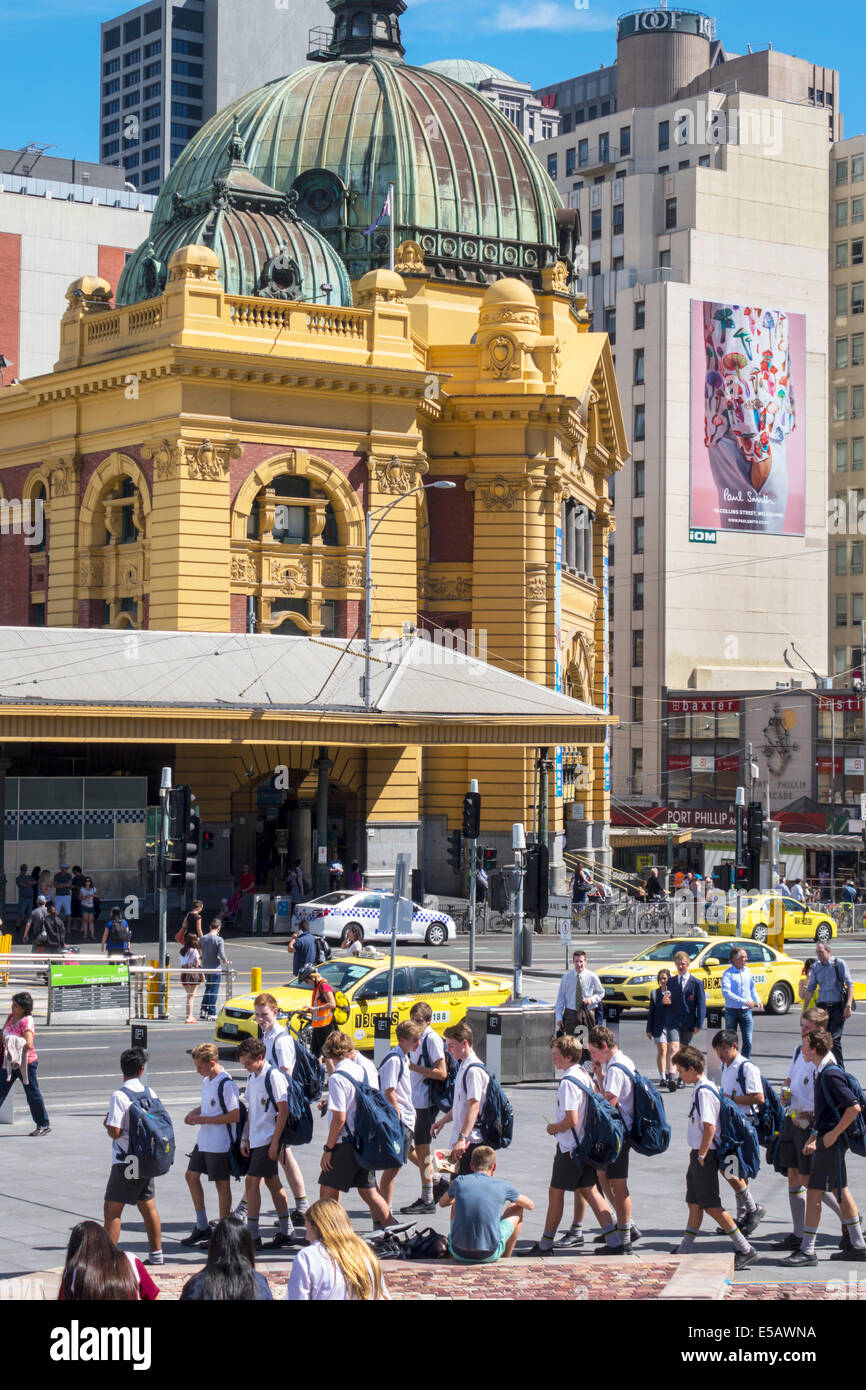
[181,1042,240,1245]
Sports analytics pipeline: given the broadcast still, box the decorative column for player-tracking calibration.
[45,457,82,627]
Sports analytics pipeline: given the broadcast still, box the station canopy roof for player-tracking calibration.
[0,628,612,748]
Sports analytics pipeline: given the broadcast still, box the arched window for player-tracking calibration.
[31,483,47,553]
[247,474,338,546]
[100,475,140,546]
[351,9,371,36]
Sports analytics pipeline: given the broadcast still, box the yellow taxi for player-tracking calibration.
[704,892,836,944]
[598,937,804,1017]
[215,954,512,1052]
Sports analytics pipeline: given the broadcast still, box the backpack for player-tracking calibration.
[461,1062,514,1150]
[120,1085,175,1178]
[835,959,857,1012]
[403,1227,449,1260]
[264,1067,313,1148]
[314,934,332,965]
[608,1061,671,1157]
[110,919,131,946]
[421,1035,457,1115]
[338,1067,406,1170]
[567,1075,625,1167]
[693,1083,761,1180]
[817,1064,866,1158]
[292,1037,326,1103]
[737,1061,785,1149]
[217,1075,248,1179]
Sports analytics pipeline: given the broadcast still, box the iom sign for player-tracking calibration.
[617,10,716,41]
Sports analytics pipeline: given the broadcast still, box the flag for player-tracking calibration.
[362,187,393,237]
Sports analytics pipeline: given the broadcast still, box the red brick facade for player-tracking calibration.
[98,246,134,301]
[0,232,21,390]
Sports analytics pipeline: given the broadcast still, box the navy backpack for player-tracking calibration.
[339,1070,405,1170]
[608,1061,671,1157]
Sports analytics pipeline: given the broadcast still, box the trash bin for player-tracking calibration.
[465,1003,556,1084]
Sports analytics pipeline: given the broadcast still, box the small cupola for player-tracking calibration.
[308,0,406,64]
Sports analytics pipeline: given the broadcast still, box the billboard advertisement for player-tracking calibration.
[690,301,806,535]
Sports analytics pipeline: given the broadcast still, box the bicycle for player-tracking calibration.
[831,901,856,934]
[285,990,351,1049]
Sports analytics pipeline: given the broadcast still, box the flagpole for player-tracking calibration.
[388,181,395,272]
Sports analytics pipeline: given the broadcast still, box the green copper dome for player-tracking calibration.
[422,59,519,88]
[141,1,572,288]
[117,126,352,308]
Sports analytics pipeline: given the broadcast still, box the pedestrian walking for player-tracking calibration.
[286,1199,387,1301]
[671,1045,756,1270]
[402,1001,449,1215]
[771,1007,850,1253]
[646,969,678,1091]
[720,946,764,1059]
[178,900,204,943]
[181,1216,273,1301]
[79,877,97,942]
[378,1020,422,1214]
[798,941,854,1068]
[53,863,73,921]
[180,931,205,1024]
[346,860,363,891]
[59,1221,159,1302]
[22,895,50,947]
[713,1029,765,1235]
[440,1145,533,1263]
[587,1024,639,1255]
[253,992,310,1233]
[0,991,51,1134]
[199,918,227,1021]
[782,1028,866,1266]
[328,857,344,892]
[180,1043,241,1245]
[520,1035,623,1257]
[299,962,337,1057]
[555,949,604,1036]
[572,865,592,906]
[645,867,666,900]
[102,906,131,957]
[15,865,31,934]
[237,1037,292,1251]
[288,859,308,908]
[70,866,85,934]
[102,1047,164,1265]
[319,1031,392,1225]
[431,1021,490,1175]
[666,951,706,1057]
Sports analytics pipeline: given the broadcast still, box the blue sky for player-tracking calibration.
[1,0,863,163]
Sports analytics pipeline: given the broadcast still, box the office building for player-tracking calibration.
[422,59,560,144]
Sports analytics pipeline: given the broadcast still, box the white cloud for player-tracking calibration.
[486,1,615,31]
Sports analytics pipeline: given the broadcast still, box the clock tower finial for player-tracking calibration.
[308,0,406,64]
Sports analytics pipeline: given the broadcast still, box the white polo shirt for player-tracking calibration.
[379,1047,416,1130]
[107,1076,151,1163]
[720,1054,762,1116]
[451,1050,488,1146]
[263,1024,297,1077]
[198,1070,240,1154]
[604,1050,636,1131]
[788,1044,817,1111]
[409,1025,446,1109]
[244,1062,289,1149]
[687,1081,721,1150]
[328,1054,380,1142]
[556,1064,592,1153]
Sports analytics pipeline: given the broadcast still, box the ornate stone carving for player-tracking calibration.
[527,574,547,601]
[486,335,518,379]
[425,576,473,602]
[346,560,364,587]
[79,558,105,588]
[230,555,257,584]
[467,474,522,511]
[483,309,540,327]
[321,560,347,589]
[395,240,426,276]
[373,456,428,494]
[273,559,312,593]
[182,438,243,481]
[142,438,180,481]
[119,561,140,592]
[48,458,81,498]
[551,261,570,294]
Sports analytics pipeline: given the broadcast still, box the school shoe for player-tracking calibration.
[739,1204,766,1237]
[400,1197,436,1215]
[290,1209,307,1228]
[431,1177,451,1204]
[594,1225,641,1244]
[179,1227,212,1246]
[734,1247,758,1272]
[676,1078,685,1090]
[667,1078,678,1093]
[781,1250,817,1267]
[830,1247,866,1261]
[266,1232,295,1249]
[769,1233,802,1252]
[518,1243,555,1257]
[555,1227,585,1248]
[595,1242,634,1256]
[838,1225,865,1251]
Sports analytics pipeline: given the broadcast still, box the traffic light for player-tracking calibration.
[203,831,215,851]
[165,784,199,888]
[524,842,550,916]
[715,862,733,891]
[483,847,498,869]
[746,801,764,856]
[446,830,462,872]
[462,791,481,840]
[734,863,750,889]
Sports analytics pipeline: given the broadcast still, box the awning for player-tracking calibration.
[690,829,863,852]
[611,827,693,849]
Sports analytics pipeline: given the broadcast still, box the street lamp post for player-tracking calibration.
[362,478,456,711]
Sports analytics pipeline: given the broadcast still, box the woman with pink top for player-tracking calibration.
[0,991,50,1134]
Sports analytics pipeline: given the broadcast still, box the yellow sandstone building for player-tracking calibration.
[0,0,627,899]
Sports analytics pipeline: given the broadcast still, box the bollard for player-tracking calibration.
[373,1013,391,1065]
[602,1003,621,1046]
[146,960,159,1020]
[251,967,262,995]
[0,1089,14,1125]
[0,933,11,986]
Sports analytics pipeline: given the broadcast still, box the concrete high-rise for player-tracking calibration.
[98,0,332,196]
[535,9,834,814]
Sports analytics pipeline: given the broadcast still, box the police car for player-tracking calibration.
[291,891,456,948]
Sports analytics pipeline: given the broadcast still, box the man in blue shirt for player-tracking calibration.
[841,880,858,905]
[720,947,764,1058]
[288,924,318,977]
[439,1146,533,1262]
[799,942,854,1069]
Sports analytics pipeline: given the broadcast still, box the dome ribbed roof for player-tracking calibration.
[422,59,519,88]
[144,58,567,287]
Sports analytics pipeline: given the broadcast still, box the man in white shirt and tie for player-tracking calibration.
[555,950,604,1036]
